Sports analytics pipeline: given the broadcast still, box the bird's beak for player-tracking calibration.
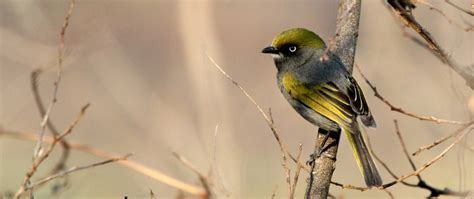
[261,46,279,54]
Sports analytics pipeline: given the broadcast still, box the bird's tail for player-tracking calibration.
[344,127,382,187]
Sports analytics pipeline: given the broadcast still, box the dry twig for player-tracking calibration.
[289,144,303,199]
[424,4,474,32]
[15,103,90,198]
[355,64,469,125]
[34,0,75,160]
[324,121,472,197]
[0,129,207,197]
[207,54,296,197]
[412,121,474,156]
[27,153,132,190]
[445,0,474,16]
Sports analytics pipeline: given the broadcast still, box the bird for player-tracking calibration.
[262,27,382,187]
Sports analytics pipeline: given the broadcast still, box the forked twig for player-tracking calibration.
[412,121,474,156]
[15,103,90,199]
[34,0,76,160]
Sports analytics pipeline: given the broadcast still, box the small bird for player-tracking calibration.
[262,28,382,187]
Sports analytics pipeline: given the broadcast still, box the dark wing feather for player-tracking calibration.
[345,76,376,127]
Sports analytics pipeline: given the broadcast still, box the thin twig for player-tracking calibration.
[27,153,132,190]
[326,123,473,197]
[383,125,473,189]
[33,0,76,160]
[210,125,230,196]
[173,152,212,199]
[364,126,418,187]
[393,120,422,181]
[424,4,474,32]
[355,64,469,125]
[412,121,474,156]
[0,129,207,197]
[15,103,90,199]
[207,54,294,196]
[445,0,474,16]
[290,144,303,199]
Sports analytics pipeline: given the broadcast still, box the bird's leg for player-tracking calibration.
[306,128,331,167]
[316,129,331,158]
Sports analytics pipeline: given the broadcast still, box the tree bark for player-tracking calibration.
[305,0,362,198]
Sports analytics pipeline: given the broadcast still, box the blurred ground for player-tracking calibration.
[0,0,473,198]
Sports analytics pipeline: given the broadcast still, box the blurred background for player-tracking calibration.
[1,0,473,198]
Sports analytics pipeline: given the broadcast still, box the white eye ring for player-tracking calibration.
[289,46,297,52]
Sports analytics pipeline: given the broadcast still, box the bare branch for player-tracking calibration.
[412,121,474,156]
[27,154,132,190]
[0,129,207,197]
[383,124,473,189]
[306,0,362,198]
[355,64,470,125]
[424,4,474,32]
[34,0,76,160]
[15,103,90,199]
[445,0,474,16]
[387,0,474,89]
[393,120,421,181]
[289,144,303,199]
[207,54,294,197]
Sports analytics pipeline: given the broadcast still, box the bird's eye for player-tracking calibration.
[288,46,297,53]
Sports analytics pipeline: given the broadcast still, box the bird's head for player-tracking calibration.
[262,28,326,71]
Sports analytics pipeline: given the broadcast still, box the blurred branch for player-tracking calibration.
[355,64,470,125]
[26,153,132,191]
[172,152,212,199]
[386,0,474,89]
[423,4,474,32]
[15,103,89,199]
[307,0,362,198]
[0,129,207,197]
[445,0,474,16]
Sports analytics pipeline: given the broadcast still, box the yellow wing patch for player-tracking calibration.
[281,72,354,131]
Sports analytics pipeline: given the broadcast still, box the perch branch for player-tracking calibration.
[306,0,362,198]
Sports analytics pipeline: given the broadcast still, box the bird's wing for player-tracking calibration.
[343,75,376,127]
[281,72,356,132]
